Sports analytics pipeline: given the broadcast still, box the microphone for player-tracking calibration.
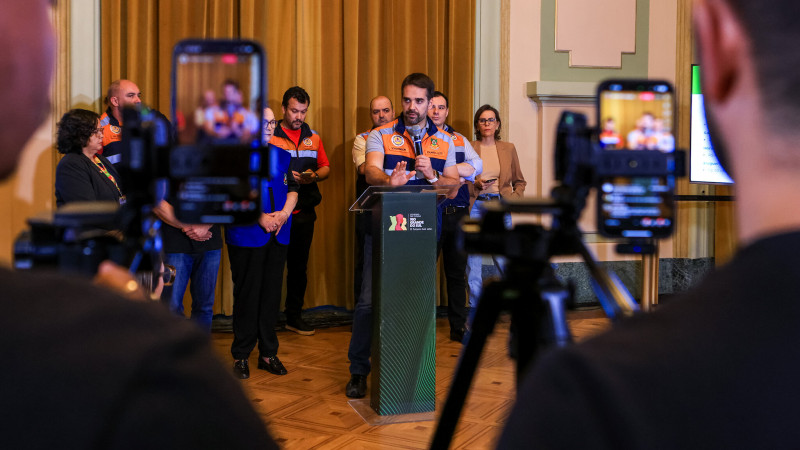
[413,134,423,156]
[409,125,424,156]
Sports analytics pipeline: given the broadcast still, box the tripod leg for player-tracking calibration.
[509,264,573,384]
[430,279,507,450]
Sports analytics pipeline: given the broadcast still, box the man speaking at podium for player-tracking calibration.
[345,73,459,398]
[500,0,800,447]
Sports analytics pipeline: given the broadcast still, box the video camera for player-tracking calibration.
[14,39,275,289]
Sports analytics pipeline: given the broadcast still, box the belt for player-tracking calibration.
[443,205,468,215]
[476,194,501,201]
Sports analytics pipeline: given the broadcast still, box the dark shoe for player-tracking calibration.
[346,374,367,398]
[233,359,250,379]
[285,314,315,336]
[258,355,288,375]
[450,327,466,343]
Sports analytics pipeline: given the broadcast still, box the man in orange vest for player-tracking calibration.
[99,79,142,165]
[270,86,330,336]
[345,73,459,398]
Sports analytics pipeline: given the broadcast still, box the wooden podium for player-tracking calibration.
[350,185,453,415]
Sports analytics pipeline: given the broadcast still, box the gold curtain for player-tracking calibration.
[101,0,476,313]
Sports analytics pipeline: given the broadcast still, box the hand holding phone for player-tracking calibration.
[293,170,317,184]
[476,177,496,191]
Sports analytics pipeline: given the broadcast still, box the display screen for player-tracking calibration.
[690,65,734,184]
[599,176,673,238]
[597,81,675,238]
[170,41,265,225]
[174,50,262,146]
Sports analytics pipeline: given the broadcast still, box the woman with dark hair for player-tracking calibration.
[466,104,527,310]
[55,108,124,207]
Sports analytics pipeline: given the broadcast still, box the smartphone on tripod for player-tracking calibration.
[596,80,676,239]
[170,39,266,225]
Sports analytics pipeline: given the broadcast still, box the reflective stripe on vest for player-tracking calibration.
[270,132,321,172]
[374,119,451,177]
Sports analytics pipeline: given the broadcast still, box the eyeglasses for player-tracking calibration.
[93,127,104,136]
[477,118,497,125]
[263,119,277,127]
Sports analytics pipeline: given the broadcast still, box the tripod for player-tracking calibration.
[430,192,641,449]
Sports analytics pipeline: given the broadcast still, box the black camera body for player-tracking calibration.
[14,202,127,276]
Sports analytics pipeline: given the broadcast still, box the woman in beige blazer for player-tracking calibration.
[467,104,527,313]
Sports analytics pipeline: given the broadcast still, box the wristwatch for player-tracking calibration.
[427,175,439,184]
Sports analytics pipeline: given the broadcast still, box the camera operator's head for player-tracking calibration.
[695,0,800,243]
[0,0,54,179]
[56,109,103,157]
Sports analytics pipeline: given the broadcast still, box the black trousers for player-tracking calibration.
[229,238,288,360]
[353,211,369,305]
[285,209,316,317]
[438,206,469,332]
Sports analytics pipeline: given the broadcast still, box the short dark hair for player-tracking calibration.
[473,104,501,141]
[401,73,435,100]
[56,109,100,155]
[282,86,310,107]
[724,1,800,130]
[432,90,449,108]
[223,79,240,91]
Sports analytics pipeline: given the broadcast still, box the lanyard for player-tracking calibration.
[91,155,125,201]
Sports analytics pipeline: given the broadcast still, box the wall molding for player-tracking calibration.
[526,80,596,104]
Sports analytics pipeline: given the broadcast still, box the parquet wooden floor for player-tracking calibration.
[210,309,610,449]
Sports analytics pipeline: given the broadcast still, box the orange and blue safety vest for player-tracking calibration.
[270,122,326,211]
[99,108,123,165]
[367,116,455,186]
[441,124,471,207]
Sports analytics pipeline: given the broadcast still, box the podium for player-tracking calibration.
[350,185,454,416]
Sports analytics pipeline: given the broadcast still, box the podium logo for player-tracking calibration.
[388,213,407,231]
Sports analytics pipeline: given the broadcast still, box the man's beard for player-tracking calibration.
[404,110,424,126]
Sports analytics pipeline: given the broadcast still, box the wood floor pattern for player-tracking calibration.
[211,309,611,449]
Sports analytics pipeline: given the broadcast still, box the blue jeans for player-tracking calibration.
[164,250,222,333]
[466,197,511,309]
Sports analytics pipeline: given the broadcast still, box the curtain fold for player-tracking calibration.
[102,0,475,313]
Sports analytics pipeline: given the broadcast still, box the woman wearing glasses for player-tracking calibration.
[225,107,298,379]
[466,104,526,311]
[55,108,124,207]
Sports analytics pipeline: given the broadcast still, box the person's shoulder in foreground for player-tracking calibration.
[498,231,800,449]
[0,267,278,449]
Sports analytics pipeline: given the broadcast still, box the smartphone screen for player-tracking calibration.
[596,80,675,238]
[170,39,265,224]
